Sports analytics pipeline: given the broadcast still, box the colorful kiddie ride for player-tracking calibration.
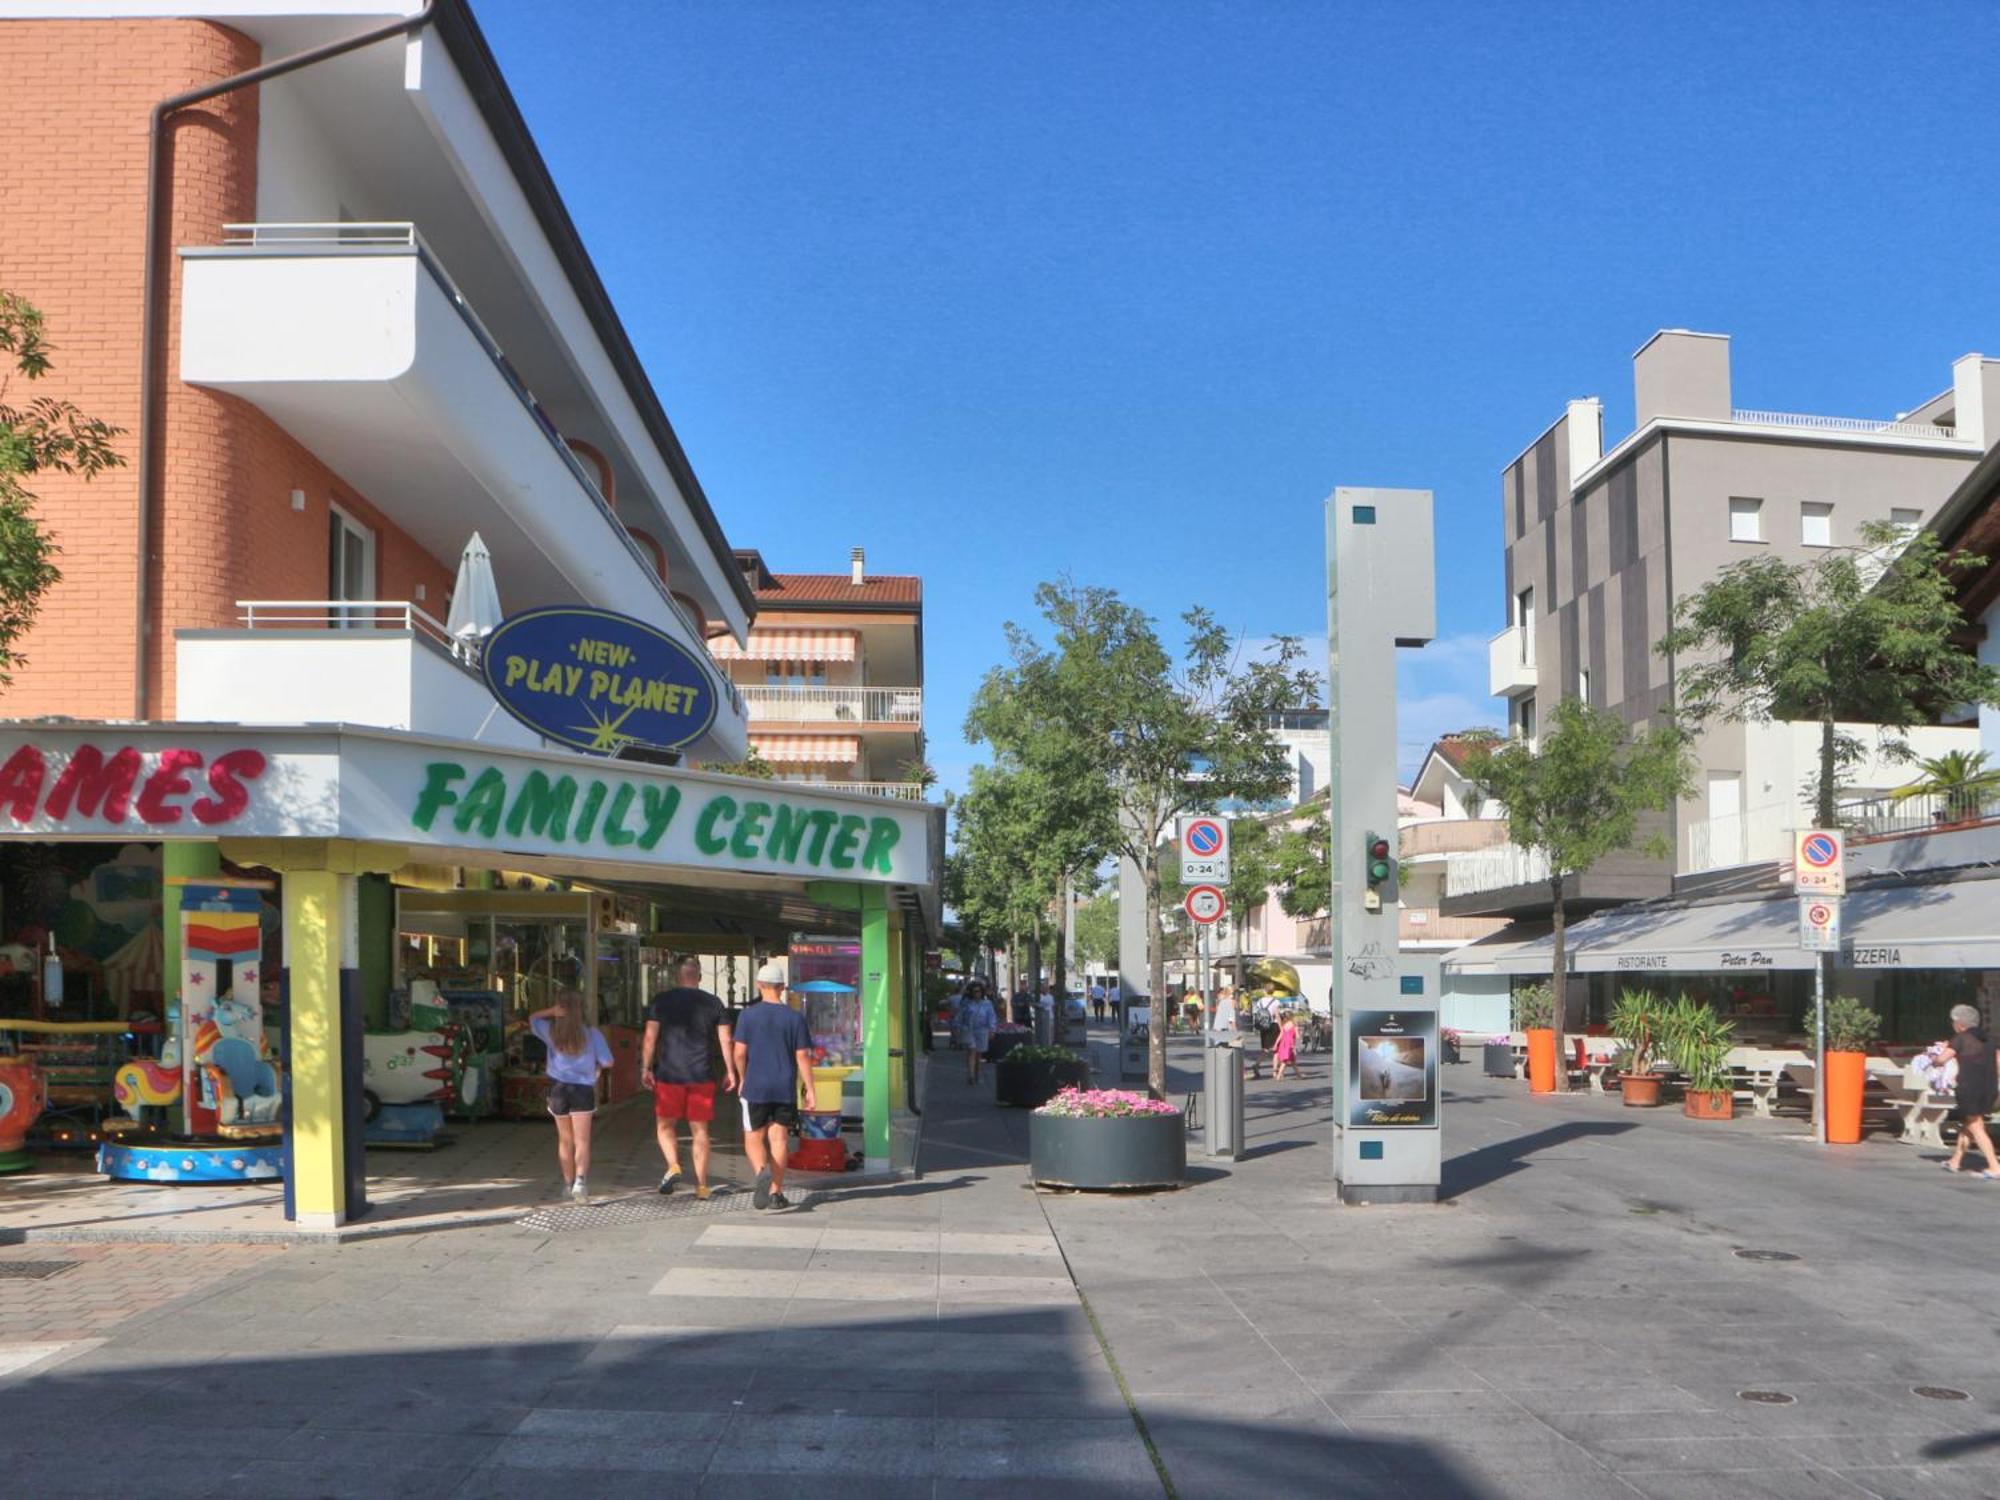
[0,1051,47,1174]
[361,983,475,1148]
[99,881,284,1184]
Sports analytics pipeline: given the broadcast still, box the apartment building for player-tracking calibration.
[1447,330,1995,919]
[709,548,926,797]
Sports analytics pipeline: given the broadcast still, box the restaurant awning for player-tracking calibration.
[1440,927,1554,976]
[1841,875,2000,968]
[708,629,857,662]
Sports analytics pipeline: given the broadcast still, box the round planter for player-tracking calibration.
[1683,1088,1734,1120]
[1825,1049,1867,1144]
[994,1055,1090,1109]
[1525,1028,1558,1093]
[1030,1109,1185,1190]
[1619,1073,1663,1107]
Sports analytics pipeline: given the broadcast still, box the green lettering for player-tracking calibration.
[411,762,466,831]
[731,799,771,859]
[802,809,839,865]
[638,785,680,849]
[860,816,902,875]
[695,795,737,855]
[452,767,507,839]
[573,780,608,843]
[504,771,576,841]
[602,782,638,846]
[766,802,808,863]
[828,813,867,870]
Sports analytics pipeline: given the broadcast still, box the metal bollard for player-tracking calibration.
[1204,1037,1245,1159]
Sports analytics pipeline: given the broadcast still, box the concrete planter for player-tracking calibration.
[994,1054,1090,1109]
[987,1030,1031,1064]
[1030,1110,1185,1190]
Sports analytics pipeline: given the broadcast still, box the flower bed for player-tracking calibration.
[1029,1088,1185,1189]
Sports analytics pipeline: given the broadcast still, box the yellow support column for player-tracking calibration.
[285,867,346,1229]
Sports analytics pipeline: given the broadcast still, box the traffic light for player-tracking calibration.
[1363,832,1392,912]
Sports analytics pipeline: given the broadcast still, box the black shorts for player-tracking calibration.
[744,1101,800,1132]
[546,1082,598,1117]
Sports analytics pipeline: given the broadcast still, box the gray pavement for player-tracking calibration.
[3,1023,1998,1498]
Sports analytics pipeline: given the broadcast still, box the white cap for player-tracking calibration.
[754,961,787,987]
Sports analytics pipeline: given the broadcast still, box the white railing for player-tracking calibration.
[794,781,930,802]
[1683,802,1799,873]
[222,221,417,249]
[739,685,923,725]
[1445,844,1551,897]
[1731,409,1962,443]
[238,599,457,650]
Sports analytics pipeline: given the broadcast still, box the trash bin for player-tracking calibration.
[1483,1040,1513,1078]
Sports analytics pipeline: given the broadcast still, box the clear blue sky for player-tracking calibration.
[476,0,2000,790]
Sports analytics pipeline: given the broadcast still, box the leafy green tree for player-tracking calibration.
[1267,796,1331,921]
[0,293,126,686]
[1659,521,2000,828]
[974,581,1316,1096]
[1462,700,1693,1080]
[1074,891,1120,973]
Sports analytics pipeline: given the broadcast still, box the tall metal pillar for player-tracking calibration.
[1327,488,1441,1205]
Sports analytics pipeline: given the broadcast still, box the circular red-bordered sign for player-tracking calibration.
[1800,833,1840,868]
[1184,818,1225,857]
[1184,884,1226,924]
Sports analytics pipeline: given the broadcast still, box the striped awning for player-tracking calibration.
[751,734,861,764]
[708,629,858,663]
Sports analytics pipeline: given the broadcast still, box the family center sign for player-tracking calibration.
[0,728,934,889]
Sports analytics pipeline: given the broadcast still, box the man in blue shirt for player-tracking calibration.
[731,962,815,1210]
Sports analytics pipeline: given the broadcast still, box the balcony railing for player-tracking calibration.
[785,780,930,802]
[740,685,923,726]
[1683,802,1802,873]
[1445,844,1551,898]
[239,599,463,653]
[1401,818,1509,858]
[1730,409,1963,443]
[1838,789,2000,840]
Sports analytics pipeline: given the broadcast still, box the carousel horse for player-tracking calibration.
[193,1001,281,1127]
[112,1036,182,1124]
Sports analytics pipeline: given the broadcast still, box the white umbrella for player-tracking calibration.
[445,532,503,659]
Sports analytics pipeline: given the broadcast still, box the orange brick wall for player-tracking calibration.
[0,19,454,720]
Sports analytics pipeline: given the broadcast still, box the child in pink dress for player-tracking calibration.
[1272,1014,1299,1079]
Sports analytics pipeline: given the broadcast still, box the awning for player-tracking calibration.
[751,733,860,765]
[1841,876,2000,968]
[1441,926,1554,976]
[708,630,857,663]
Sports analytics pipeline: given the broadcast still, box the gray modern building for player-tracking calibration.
[1445,331,1997,919]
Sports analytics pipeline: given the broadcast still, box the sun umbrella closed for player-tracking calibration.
[445,531,503,658]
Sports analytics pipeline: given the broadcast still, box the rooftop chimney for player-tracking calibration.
[850,547,866,586]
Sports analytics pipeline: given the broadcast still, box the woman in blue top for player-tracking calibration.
[529,989,614,1204]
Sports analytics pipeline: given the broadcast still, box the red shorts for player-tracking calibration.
[653,1080,717,1122]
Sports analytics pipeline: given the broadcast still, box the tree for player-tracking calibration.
[1462,699,1693,1080]
[973,581,1316,1096]
[1074,892,1119,973]
[1658,521,2000,829]
[0,293,126,685]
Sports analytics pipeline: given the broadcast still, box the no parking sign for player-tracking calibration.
[1794,829,1845,896]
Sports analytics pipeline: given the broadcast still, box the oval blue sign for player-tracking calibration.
[480,606,718,755]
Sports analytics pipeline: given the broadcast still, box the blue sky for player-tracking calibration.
[476,0,2000,791]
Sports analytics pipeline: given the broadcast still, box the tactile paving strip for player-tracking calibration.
[516,1185,820,1233]
[0,1261,77,1281]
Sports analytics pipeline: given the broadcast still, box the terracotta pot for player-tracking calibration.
[1526,1028,1558,1093]
[1619,1073,1663,1107]
[1683,1088,1733,1120]
[1825,1050,1867,1144]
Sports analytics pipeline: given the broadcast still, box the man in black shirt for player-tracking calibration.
[642,957,736,1199]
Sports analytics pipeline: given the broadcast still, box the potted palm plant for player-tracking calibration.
[1664,994,1737,1120]
[1608,989,1667,1106]
[1890,749,2000,827]
[1515,981,1557,1093]
[1823,997,1882,1145]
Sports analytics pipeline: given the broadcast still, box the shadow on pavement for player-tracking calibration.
[1440,1120,1635,1199]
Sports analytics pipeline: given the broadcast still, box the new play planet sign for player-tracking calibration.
[481,607,719,754]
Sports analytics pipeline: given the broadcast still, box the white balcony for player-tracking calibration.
[179,224,745,760]
[1488,627,1536,698]
[1400,817,1510,861]
[739,685,923,728]
[1445,843,1551,898]
[782,780,931,802]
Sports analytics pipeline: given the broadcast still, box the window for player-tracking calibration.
[1891,506,1923,537]
[1514,587,1535,659]
[1800,502,1833,548]
[764,661,827,688]
[327,504,376,628]
[1577,667,1591,704]
[1516,694,1537,741]
[1729,497,1763,543]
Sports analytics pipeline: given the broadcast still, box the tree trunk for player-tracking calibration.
[1027,921,1043,1024]
[1145,849,1167,1100]
[1550,872,1570,1092]
[1052,872,1070,1009]
[1817,716,1838,828]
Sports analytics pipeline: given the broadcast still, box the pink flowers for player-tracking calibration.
[1035,1087,1182,1119]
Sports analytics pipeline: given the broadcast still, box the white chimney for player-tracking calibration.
[850,546,866,586]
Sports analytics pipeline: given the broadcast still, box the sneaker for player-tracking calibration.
[695,1183,711,1201]
[570,1178,588,1205]
[658,1170,681,1196]
[753,1165,773,1210]
[769,1192,792,1211]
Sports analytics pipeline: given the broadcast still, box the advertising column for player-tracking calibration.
[1326,488,1441,1204]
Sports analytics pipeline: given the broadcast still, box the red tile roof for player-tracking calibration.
[755,573,922,608]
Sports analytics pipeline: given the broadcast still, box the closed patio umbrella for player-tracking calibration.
[445,532,503,659]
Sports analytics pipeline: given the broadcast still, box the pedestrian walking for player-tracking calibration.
[732,962,816,1211]
[958,979,998,1083]
[1941,1004,2000,1178]
[529,989,613,1204]
[1271,1012,1300,1080]
[642,956,736,1200]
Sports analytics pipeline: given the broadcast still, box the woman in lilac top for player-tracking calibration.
[529,989,614,1204]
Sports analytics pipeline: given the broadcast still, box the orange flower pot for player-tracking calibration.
[1526,1028,1557,1093]
[1683,1089,1734,1120]
[1825,1050,1867,1144]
